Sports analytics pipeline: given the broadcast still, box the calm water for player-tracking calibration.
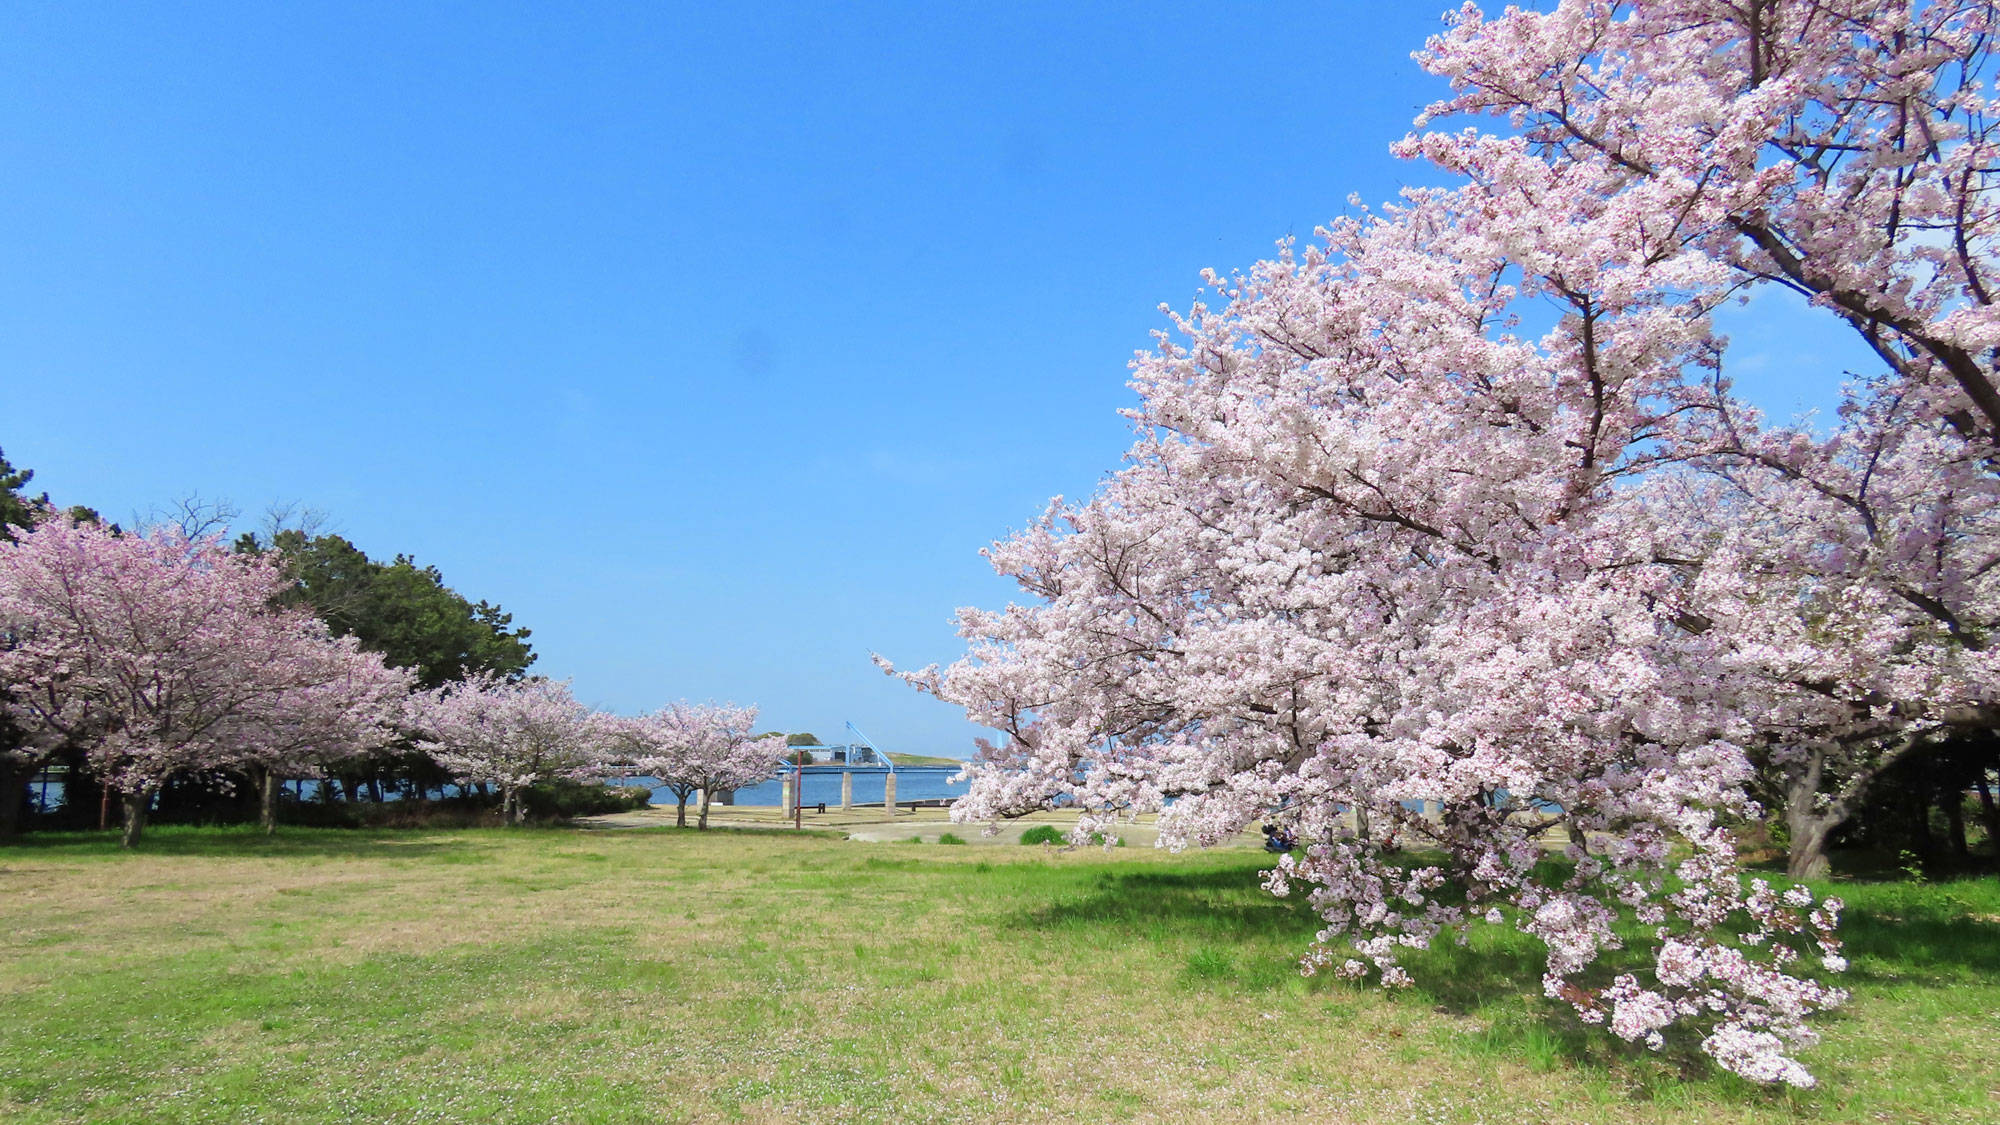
[26,765,971,812]
[627,765,968,808]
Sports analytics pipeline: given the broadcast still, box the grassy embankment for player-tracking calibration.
[885,753,963,767]
[1,826,1994,1124]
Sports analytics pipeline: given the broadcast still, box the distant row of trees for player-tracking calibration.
[0,447,785,843]
[408,676,786,829]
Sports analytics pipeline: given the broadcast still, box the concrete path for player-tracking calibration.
[579,804,1265,849]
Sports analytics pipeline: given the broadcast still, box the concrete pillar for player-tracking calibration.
[780,775,794,816]
[882,772,897,820]
[840,772,853,812]
[693,788,705,810]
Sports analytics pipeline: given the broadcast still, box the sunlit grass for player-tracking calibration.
[1,826,1993,1123]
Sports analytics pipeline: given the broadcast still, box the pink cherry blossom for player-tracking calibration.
[409,674,607,823]
[0,515,415,844]
[608,702,785,829]
[886,0,1997,1085]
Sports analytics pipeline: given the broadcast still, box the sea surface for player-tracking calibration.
[24,764,972,813]
[627,765,968,808]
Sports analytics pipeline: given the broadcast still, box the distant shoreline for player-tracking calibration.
[885,753,964,768]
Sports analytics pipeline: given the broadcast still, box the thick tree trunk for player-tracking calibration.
[367,777,384,803]
[1975,771,2000,859]
[1784,754,1835,880]
[1909,787,1936,859]
[698,788,714,831]
[1785,814,1834,880]
[1943,780,1969,859]
[0,762,26,838]
[120,788,152,848]
[259,768,279,835]
[1777,741,1923,881]
[676,793,688,828]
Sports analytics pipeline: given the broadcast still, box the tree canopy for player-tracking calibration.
[238,530,535,689]
[0,447,34,534]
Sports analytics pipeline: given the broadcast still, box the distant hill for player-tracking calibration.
[886,752,963,767]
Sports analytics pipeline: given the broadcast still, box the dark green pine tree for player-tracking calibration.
[0,447,41,537]
[236,529,537,800]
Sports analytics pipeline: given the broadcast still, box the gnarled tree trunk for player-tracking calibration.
[1785,810,1834,880]
[1944,791,1969,859]
[698,786,714,830]
[1975,771,2000,860]
[120,787,154,848]
[1908,786,1936,860]
[258,768,280,835]
[0,762,26,839]
[1783,750,1836,880]
[1780,735,1924,880]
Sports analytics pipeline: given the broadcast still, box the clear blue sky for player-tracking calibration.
[0,2,1861,756]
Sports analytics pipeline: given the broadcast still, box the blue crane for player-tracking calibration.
[844,720,891,771]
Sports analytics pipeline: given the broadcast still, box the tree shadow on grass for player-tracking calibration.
[0,825,489,860]
[1402,881,2000,1094]
[1007,863,1722,1084]
[1007,863,1326,952]
[1731,868,2000,980]
[1003,858,1998,1099]
[1836,895,2000,981]
[1395,932,1739,1085]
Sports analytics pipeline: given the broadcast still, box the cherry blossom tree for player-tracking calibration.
[411,674,606,822]
[229,635,414,833]
[0,516,416,845]
[888,0,1998,1085]
[600,713,700,826]
[615,702,785,829]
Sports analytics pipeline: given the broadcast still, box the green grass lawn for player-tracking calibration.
[1,827,1994,1124]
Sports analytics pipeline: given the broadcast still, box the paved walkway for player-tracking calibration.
[580,804,1262,849]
